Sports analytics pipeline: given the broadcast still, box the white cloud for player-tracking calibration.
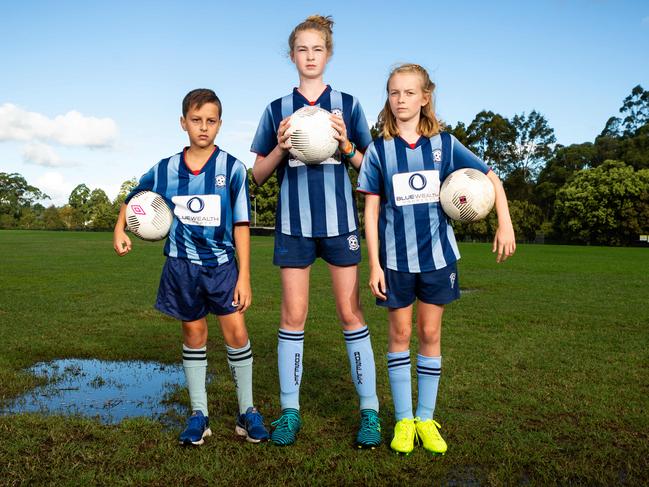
[35,172,76,206]
[0,103,118,148]
[22,142,76,167]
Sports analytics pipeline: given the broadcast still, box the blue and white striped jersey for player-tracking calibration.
[127,146,250,267]
[251,86,372,238]
[357,132,490,273]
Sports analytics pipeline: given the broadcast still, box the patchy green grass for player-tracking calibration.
[0,230,647,486]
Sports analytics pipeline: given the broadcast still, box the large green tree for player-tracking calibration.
[553,160,649,245]
[0,172,49,228]
[509,110,556,183]
[464,111,516,177]
[601,85,649,137]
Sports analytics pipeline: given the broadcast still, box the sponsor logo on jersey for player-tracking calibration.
[348,234,360,251]
[392,170,441,206]
[172,195,221,226]
[215,174,226,187]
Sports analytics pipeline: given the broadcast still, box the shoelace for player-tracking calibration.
[418,419,442,439]
[246,411,265,427]
[271,412,299,430]
[360,412,380,432]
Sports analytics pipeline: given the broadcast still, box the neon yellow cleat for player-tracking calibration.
[390,418,417,454]
[415,418,447,455]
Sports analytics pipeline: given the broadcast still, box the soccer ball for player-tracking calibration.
[440,169,495,222]
[287,106,339,164]
[125,191,173,241]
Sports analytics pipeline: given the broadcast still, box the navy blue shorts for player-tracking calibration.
[155,257,239,321]
[273,230,362,267]
[378,262,460,309]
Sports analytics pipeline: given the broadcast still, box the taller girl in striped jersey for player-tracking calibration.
[358,64,516,455]
[251,15,380,448]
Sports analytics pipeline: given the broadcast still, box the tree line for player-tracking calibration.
[2,86,648,245]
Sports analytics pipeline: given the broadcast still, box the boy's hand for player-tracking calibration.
[330,114,350,152]
[277,117,292,151]
[113,230,132,256]
[369,266,387,301]
[233,277,252,313]
[493,224,516,263]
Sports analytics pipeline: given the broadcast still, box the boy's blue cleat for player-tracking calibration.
[179,410,212,446]
[270,408,302,446]
[355,409,382,449]
[235,407,270,443]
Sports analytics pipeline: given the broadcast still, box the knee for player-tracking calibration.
[281,309,307,331]
[183,327,207,348]
[390,325,411,347]
[418,324,441,347]
[228,327,249,348]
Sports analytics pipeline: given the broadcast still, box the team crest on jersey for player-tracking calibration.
[449,272,456,289]
[348,234,360,251]
[215,174,226,187]
[331,108,343,117]
[433,149,442,162]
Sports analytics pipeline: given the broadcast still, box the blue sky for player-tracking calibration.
[1,0,647,205]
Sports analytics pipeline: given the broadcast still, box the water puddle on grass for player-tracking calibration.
[2,359,188,425]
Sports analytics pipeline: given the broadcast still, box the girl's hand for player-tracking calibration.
[277,117,292,151]
[330,114,350,152]
[493,224,516,263]
[369,266,387,301]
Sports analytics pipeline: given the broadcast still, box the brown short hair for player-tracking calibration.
[182,89,222,118]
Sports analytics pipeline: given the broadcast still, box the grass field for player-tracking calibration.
[0,230,647,486]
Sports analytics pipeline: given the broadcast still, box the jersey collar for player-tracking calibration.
[182,146,219,175]
[293,85,332,106]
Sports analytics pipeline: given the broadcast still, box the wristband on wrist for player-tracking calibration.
[342,141,356,159]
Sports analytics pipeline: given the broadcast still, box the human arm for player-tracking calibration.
[233,223,251,313]
[113,203,132,256]
[251,117,291,186]
[364,194,387,300]
[486,170,516,263]
[330,114,364,170]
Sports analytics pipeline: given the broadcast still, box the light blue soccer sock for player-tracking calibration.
[182,344,208,416]
[277,328,304,411]
[343,326,379,412]
[226,340,254,414]
[415,354,442,420]
[387,350,413,420]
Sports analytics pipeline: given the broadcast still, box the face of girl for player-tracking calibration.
[388,72,430,124]
[291,29,329,80]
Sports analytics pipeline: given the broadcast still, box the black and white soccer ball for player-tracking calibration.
[125,191,173,241]
[440,169,495,222]
[287,106,339,164]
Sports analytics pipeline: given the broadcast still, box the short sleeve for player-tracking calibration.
[357,142,383,195]
[250,105,277,157]
[450,135,490,175]
[349,98,373,151]
[124,165,157,203]
[230,161,251,224]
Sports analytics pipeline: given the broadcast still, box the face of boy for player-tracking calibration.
[180,102,222,149]
[291,29,329,80]
[388,72,430,124]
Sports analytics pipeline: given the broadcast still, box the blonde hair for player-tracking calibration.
[377,63,441,139]
[288,15,334,55]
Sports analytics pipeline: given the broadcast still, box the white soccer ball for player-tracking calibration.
[125,191,173,241]
[440,169,495,222]
[287,106,339,164]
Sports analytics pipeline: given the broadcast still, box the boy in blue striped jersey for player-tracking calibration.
[113,89,269,446]
[358,64,516,455]
[251,15,381,449]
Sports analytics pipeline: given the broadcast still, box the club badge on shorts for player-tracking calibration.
[347,234,360,251]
